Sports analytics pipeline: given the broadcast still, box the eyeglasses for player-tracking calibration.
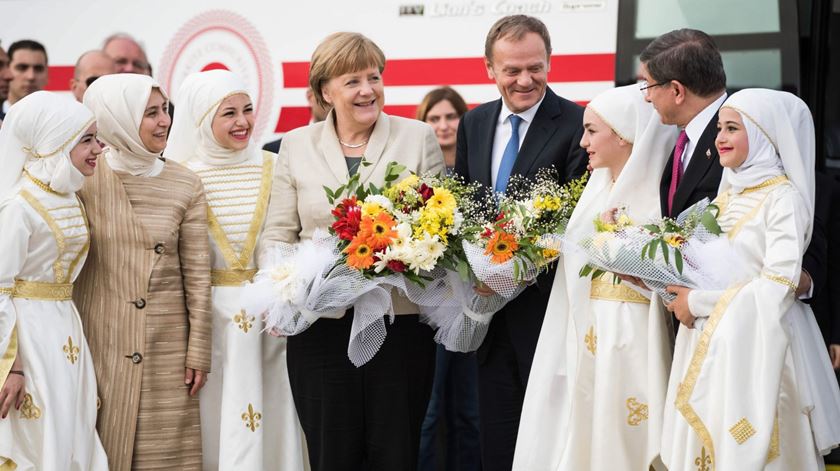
[638,80,668,95]
[85,76,100,87]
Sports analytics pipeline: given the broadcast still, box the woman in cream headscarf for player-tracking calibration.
[663,89,840,470]
[74,73,212,471]
[0,91,108,470]
[166,69,309,471]
[513,85,676,471]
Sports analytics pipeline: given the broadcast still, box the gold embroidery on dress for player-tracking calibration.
[0,287,11,296]
[12,280,73,300]
[741,175,788,194]
[590,274,649,304]
[242,403,262,432]
[766,415,780,463]
[205,185,261,195]
[626,397,648,426]
[729,417,756,444]
[63,336,80,364]
[195,164,262,174]
[695,447,711,471]
[199,176,263,186]
[585,326,597,355]
[20,393,41,419]
[24,169,66,195]
[676,284,746,470]
[234,311,255,333]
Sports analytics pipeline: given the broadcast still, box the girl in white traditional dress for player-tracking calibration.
[663,89,840,470]
[513,84,676,471]
[0,91,109,470]
[166,69,309,471]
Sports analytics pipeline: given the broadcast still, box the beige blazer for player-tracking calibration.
[261,111,445,314]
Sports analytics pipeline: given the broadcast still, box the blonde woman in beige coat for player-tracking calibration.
[259,32,444,471]
[74,73,212,471]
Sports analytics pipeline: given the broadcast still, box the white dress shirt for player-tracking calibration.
[679,93,727,172]
[490,94,545,188]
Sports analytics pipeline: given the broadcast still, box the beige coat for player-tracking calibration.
[75,158,212,471]
[260,111,445,314]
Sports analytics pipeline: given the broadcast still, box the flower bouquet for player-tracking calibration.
[575,198,737,303]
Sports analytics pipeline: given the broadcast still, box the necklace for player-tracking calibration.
[24,169,66,196]
[339,139,368,149]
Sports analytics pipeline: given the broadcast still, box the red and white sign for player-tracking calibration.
[2,0,618,142]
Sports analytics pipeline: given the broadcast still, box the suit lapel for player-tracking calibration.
[318,110,352,183]
[672,115,718,213]
[358,112,390,185]
[511,88,562,179]
[473,100,501,187]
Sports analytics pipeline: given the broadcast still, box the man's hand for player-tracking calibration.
[795,270,812,298]
[0,372,26,419]
[185,368,208,397]
[666,285,695,328]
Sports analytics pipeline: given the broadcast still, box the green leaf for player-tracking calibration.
[579,264,593,277]
[457,259,470,281]
[643,224,661,233]
[513,259,521,282]
[674,249,684,274]
[660,239,669,264]
[700,210,723,235]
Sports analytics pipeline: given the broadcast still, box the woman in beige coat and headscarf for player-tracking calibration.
[74,73,212,470]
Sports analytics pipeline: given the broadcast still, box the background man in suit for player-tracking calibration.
[70,50,117,102]
[639,28,823,313]
[263,88,330,153]
[0,43,11,122]
[454,15,587,470]
[2,40,48,116]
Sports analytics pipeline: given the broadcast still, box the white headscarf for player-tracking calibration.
[165,70,259,166]
[83,73,168,176]
[719,89,815,237]
[0,91,94,202]
[569,84,677,233]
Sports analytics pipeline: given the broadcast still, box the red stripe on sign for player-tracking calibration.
[44,66,75,91]
[282,53,614,88]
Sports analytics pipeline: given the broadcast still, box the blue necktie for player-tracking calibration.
[495,114,522,193]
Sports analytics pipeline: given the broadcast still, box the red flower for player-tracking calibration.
[387,260,407,273]
[418,183,434,202]
[331,197,362,241]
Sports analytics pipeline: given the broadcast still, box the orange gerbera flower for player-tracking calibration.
[345,236,375,269]
[484,231,519,264]
[359,212,397,250]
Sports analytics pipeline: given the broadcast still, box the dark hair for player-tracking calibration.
[639,29,725,97]
[416,87,468,121]
[8,39,48,64]
[484,15,551,64]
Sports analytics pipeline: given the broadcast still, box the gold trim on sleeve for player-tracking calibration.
[761,271,797,291]
[0,326,18,391]
[766,416,780,463]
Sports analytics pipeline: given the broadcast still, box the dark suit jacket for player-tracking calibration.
[659,113,724,218]
[455,87,587,380]
[263,138,282,154]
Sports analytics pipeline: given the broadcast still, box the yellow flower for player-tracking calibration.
[361,201,385,218]
[395,174,420,192]
[616,213,633,227]
[425,188,457,215]
[534,195,562,212]
[542,248,559,260]
[663,233,685,248]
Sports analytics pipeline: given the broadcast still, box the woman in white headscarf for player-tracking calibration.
[662,89,840,470]
[73,73,212,471]
[0,91,108,470]
[166,69,309,471]
[513,85,677,471]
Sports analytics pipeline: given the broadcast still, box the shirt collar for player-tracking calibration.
[498,92,546,126]
[684,92,727,143]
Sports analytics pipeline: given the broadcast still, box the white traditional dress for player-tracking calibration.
[167,70,308,471]
[514,85,676,471]
[661,89,840,470]
[0,92,108,470]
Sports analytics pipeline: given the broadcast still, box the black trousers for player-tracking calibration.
[287,312,436,471]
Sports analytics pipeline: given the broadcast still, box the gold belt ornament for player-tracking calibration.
[211,269,258,286]
[589,275,649,305]
[9,280,73,300]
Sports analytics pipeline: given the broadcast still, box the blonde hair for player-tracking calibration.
[309,32,386,109]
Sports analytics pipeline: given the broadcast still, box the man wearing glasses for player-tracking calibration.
[70,50,117,102]
[103,33,152,75]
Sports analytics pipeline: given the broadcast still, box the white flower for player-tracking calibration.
[270,263,303,302]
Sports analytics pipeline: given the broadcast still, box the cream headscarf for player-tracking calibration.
[83,73,168,176]
[0,91,94,202]
[719,89,815,241]
[166,69,259,166]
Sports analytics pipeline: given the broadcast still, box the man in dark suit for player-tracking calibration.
[263,88,330,153]
[639,28,824,322]
[454,15,587,471]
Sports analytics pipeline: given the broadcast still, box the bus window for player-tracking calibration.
[635,0,780,37]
